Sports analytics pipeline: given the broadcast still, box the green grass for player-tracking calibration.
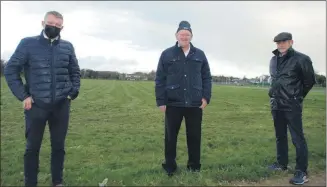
[1,78,326,186]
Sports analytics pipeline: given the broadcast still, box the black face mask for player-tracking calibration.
[44,25,61,39]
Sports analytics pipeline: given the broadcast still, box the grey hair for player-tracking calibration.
[44,11,63,21]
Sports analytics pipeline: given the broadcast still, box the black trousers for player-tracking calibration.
[164,106,203,170]
[271,109,308,173]
[23,99,70,186]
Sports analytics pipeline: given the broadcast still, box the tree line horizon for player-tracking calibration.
[1,59,326,87]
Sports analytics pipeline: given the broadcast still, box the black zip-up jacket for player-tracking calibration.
[269,47,316,111]
[4,30,81,108]
[155,42,212,107]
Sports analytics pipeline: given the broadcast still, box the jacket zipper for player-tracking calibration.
[50,40,55,103]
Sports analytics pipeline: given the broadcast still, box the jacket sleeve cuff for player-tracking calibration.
[156,99,165,107]
[69,88,79,100]
[17,93,30,102]
[204,97,210,105]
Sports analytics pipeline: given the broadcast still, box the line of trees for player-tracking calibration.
[79,69,263,85]
[1,59,5,76]
[1,59,326,87]
[315,74,326,87]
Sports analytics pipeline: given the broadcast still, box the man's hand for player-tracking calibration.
[23,97,33,110]
[159,105,166,112]
[199,98,207,109]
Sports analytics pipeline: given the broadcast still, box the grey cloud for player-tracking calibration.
[1,50,14,61]
[0,51,140,74]
[86,1,325,74]
[81,9,177,51]
[12,1,327,76]
[17,1,95,15]
[78,56,139,73]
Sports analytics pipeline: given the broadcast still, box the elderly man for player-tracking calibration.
[155,21,212,176]
[268,32,316,185]
[4,11,80,187]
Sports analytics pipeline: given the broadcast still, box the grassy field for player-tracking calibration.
[1,78,326,186]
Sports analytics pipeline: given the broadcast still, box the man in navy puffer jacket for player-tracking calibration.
[4,11,80,187]
[155,21,212,176]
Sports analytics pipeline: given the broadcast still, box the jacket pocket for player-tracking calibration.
[167,58,181,75]
[190,58,203,72]
[270,98,278,110]
[191,85,203,102]
[169,58,178,63]
[292,97,303,112]
[166,84,181,102]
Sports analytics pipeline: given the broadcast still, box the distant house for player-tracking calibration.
[125,74,141,81]
[249,78,258,84]
[257,75,270,85]
[231,78,241,82]
[259,75,270,83]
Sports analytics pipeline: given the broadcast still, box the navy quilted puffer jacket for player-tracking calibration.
[4,30,81,107]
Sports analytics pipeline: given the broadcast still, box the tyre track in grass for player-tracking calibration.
[126,81,166,124]
[74,79,108,104]
[132,81,155,95]
[80,79,105,93]
[113,81,164,134]
[71,81,152,125]
[70,80,116,114]
[79,80,116,101]
[127,82,155,106]
[114,81,149,130]
[120,81,144,109]
[68,80,118,130]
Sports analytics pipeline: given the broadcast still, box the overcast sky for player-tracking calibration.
[1,1,326,78]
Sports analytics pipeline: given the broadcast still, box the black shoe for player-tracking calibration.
[289,170,309,185]
[187,163,201,172]
[162,162,177,176]
[268,162,288,171]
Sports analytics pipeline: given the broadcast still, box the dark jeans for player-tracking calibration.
[24,99,70,186]
[164,106,203,170]
[271,109,308,173]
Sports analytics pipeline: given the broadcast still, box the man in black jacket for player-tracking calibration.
[268,32,316,185]
[4,11,80,187]
[155,21,212,176]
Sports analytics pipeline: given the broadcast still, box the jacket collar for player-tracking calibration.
[39,30,61,45]
[272,47,295,57]
[173,41,196,57]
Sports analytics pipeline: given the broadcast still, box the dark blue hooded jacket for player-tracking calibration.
[4,30,81,108]
[155,42,212,107]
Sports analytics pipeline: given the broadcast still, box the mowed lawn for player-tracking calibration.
[1,78,326,186]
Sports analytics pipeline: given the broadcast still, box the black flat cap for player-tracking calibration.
[273,32,292,42]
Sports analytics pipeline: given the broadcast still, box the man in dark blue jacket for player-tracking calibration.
[155,21,212,176]
[4,11,81,187]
